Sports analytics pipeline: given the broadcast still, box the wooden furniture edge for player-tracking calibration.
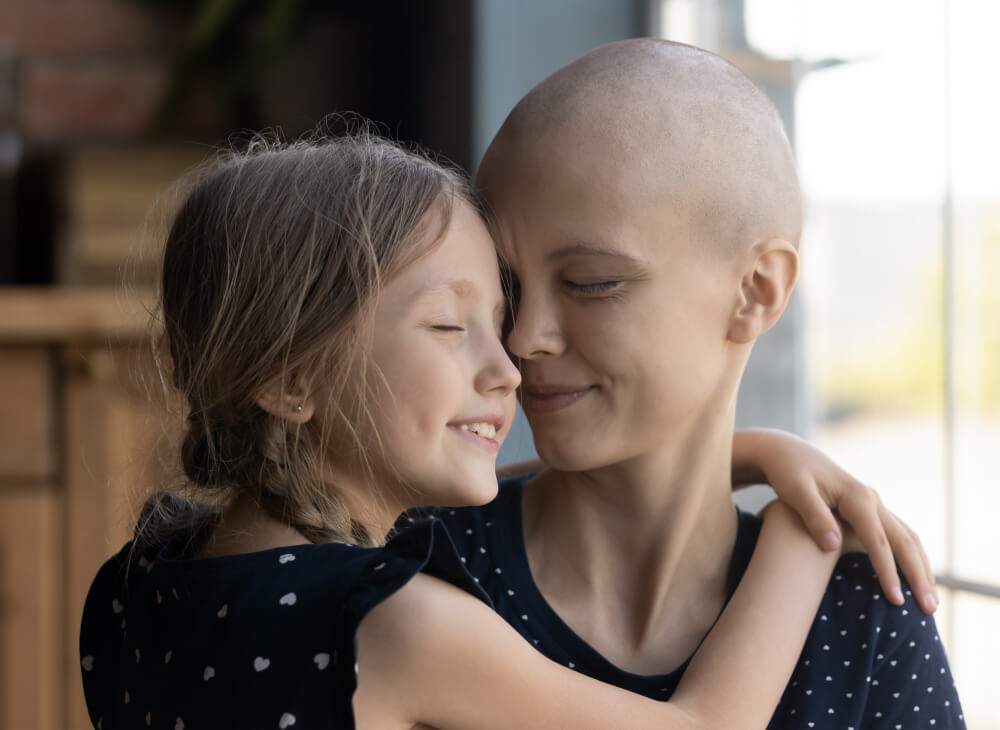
[0,287,157,343]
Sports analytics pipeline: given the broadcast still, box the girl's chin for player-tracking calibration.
[436,475,499,509]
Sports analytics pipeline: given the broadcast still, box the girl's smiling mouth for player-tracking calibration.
[447,416,505,451]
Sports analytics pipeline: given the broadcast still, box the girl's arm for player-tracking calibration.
[354,501,837,730]
[732,427,938,613]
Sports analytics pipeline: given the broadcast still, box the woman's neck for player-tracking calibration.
[522,417,740,673]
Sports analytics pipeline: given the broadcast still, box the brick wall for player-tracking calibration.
[0,0,187,143]
[1,2,473,285]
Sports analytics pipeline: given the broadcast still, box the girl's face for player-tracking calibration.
[356,199,520,510]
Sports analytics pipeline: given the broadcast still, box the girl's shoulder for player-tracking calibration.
[79,512,487,729]
[82,512,485,647]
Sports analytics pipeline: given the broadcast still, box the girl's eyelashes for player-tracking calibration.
[430,324,466,332]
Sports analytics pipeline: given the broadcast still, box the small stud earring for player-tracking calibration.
[294,403,304,413]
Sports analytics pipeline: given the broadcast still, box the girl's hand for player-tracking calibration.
[733,428,938,614]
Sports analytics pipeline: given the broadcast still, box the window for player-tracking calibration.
[658,1,1000,726]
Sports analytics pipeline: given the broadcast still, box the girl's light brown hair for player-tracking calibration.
[141,126,474,550]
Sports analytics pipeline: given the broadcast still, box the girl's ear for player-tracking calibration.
[727,238,799,345]
[256,387,315,424]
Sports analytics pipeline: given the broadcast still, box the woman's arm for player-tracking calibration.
[732,427,938,613]
[354,502,838,730]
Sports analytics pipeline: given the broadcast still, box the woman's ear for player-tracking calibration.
[256,387,315,424]
[727,238,799,345]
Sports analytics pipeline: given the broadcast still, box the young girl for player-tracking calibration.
[80,131,920,730]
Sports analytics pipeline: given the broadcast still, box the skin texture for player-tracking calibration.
[492,38,803,261]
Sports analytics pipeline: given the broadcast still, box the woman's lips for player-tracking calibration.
[520,386,595,415]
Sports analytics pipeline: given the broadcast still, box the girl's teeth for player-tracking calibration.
[459,422,497,438]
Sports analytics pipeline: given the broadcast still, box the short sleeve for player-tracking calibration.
[79,544,133,730]
[342,516,491,627]
[861,593,966,728]
[331,518,492,726]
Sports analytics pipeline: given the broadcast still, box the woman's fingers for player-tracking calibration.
[837,488,905,605]
[882,507,939,614]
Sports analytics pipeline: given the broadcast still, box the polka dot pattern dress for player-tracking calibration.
[436,476,967,729]
[79,502,486,730]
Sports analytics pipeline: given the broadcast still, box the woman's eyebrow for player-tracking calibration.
[493,300,507,328]
[546,242,646,266]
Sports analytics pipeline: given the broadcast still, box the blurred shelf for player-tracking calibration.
[0,285,166,729]
[0,286,156,342]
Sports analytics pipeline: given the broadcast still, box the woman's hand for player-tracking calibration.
[733,428,938,614]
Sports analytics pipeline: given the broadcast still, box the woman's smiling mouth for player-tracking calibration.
[520,385,596,415]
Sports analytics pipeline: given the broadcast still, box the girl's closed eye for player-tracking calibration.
[426,315,466,333]
[423,308,466,334]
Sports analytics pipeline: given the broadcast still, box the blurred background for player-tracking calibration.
[0,0,996,728]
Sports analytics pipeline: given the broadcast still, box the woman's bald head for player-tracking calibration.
[479,39,802,259]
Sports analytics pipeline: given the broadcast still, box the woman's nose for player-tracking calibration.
[505,290,565,361]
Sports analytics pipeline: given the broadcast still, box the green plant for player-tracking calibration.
[136,0,328,127]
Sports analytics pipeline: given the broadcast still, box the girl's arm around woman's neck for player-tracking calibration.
[352,500,840,730]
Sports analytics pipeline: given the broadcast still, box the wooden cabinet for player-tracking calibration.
[0,288,166,730]
[0,489,62,729]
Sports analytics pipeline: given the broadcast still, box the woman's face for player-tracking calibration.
[477,139,742,472]
[359,199,520,509]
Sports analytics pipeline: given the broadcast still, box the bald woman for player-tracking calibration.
[434,39,966,728]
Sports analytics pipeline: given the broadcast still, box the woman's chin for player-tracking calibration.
[534,435,608,473]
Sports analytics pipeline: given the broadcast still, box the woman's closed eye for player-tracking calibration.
[430,324,466,332]
[563,279,624,295]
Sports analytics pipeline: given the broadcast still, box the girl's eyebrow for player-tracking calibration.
[417,279,478,301]
[547,242,647,266]
[413,279,506,323]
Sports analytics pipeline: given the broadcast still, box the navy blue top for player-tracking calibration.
[79,502,487,730]
[436,476,967,729]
